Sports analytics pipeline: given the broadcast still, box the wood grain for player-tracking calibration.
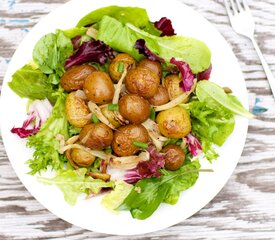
[1,0,275,239]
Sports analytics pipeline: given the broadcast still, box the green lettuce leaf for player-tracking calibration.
[26,91,69,174]
[32,30,73,82]
[77,6,150,28]
[97,16,211,73]
[63,27,87,39]
[38,168,115,205]
[119,161,200,220]
[8,64,55,102]
[101,180,133,212]
[196,80,253,118]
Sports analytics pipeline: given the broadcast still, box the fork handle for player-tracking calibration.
[251,37,275,98]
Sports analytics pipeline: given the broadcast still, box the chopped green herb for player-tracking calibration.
[149,108,156,121]
[105,147,113,154]
[108,103,119,111]
[91,113,100,124]
[133,141,148,149]
[117,62,124,73]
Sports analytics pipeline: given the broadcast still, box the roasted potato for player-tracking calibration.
[148,85,169,106]
[156,107,191,138]
[65,91,90,127]
[112,124,149,156]
[61,64,96,92]
[101,105,121,128]
[164,74,189,103]
[84,71,115,104]
[109,53,136,83]
[79,123,113,150]
[119,94,150,124]
[138,59,162,78]
[162,145,185,170]
[125,67,160,98]
[70,148,96,167]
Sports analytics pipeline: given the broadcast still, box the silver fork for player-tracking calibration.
[224,0,275,98]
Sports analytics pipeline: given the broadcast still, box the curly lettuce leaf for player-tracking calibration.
[38,168,115,205]
[26,91,69,174]
[119,161,200,220]
[8,64,56,102]
[33,30,73,82]
[97,16,211,73]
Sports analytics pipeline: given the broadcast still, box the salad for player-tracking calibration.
[8,6,253,220]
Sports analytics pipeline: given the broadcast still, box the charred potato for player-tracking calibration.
[109,53,136,83]
[112,124,149,156]
[125,67,160,99]
[156,107,191,138]
[65,91,90,127]
[79,123,113,150]
[84,71,115,104]
[162,145,185,171]
[164,74,189,103]
[148,85,169,106]
[119,94,150,124]
[61,64,96,92]
[70,148,96,167]
[138,59,162,78]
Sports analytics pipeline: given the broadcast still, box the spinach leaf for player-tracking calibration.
[8,64,55,103]
[97,16,211,73]
[77,6,150,28]
[119,161,200,220]
[32,30,73,82]
[196,80,253,118]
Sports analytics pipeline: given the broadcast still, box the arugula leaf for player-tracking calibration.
[119,161,200,220]
[8,64,56,103]
[77,6,150,28]
[32,30,73,82]
[196,80,253,118]
[97,16,211,73]
[38,168,115,205]
[26,91,69,174]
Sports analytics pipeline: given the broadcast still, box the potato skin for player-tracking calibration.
[70,148,96,167]
[84,71,115,104]
[138,59,162,78]
[109,53,136,83]
[162,145,185,171]
[79,123,113,150]
[148,85,170,106]
[61,65,96,92]
[156,107,191,138]
[101,105,121,128]
[164,74,189,103]
[125,67,160,99]
[112,124,149,156]
[65,92,90,128]
[119,94,150,124]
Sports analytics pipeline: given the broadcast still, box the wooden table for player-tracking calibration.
[1,0,275,239]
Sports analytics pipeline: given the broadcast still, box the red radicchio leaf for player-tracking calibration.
[124,145,165,184]
[170,57,195,92]
[197,64,212,81]
[134,39,164,62]
[154,17,176,36]
[71,36,81,50]
[11,111,41,138]
[65,40,115,69]
[185,133,202,156]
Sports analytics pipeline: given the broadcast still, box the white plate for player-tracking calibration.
[0,0,249,235]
